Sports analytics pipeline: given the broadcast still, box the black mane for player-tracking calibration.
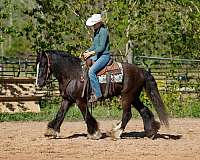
[46,50,81,64]
[45,50,82,80]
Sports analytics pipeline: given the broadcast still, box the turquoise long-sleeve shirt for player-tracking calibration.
[88,26,110,58]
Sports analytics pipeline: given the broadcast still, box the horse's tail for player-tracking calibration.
[143,69,169,128]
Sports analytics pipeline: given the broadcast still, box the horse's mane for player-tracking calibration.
[45,50,82,80]
[47,50,81,63]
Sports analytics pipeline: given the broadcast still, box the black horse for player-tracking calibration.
[36,50,168,140]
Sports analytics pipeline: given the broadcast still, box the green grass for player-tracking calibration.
[0,104,120,122]
[0,96,200,122]
[0,98,141,122]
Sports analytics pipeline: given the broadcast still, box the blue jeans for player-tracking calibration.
[88,54,110,98]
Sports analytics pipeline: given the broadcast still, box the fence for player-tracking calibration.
[0,55,43,112]
[0,54,199,112]
[0,55,36,77]
[134,56,200,100]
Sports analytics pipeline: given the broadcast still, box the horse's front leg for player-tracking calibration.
[76,98,102,140]
[44,99,71,138]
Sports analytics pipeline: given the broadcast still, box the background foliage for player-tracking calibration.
[1,0,200,58]
[0,95,200,122]
[0,0,199,121]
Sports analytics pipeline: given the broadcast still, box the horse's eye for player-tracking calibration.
[40,62,46,68]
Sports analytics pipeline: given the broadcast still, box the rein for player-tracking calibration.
[36,52,53,86]
[44,52,51,82]
[43,53,72,91]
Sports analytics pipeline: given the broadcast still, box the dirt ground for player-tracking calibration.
[0,118,200,160]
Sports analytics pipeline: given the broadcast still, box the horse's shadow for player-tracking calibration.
[121,131,182,140]
[51,131,182,140]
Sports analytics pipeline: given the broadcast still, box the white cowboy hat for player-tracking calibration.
[86,14,102,27]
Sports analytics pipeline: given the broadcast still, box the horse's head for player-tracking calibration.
[36,52,52,88]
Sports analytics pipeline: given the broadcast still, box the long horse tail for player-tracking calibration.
[143,69,169,128]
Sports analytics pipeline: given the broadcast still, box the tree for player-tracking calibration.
[0,0,34,57]
[128,0,200,59]
[1,0,200,59]
[24,0,100,55]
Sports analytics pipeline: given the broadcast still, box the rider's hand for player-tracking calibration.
[83,51,95,60]
[83,52,91,59]
[79,50,89,59]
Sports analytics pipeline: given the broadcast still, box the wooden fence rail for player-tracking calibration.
[0,77,41,112]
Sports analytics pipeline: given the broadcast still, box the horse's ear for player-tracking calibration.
[36,52,42,64]
[36,51,46,63]
[36,53,39,64]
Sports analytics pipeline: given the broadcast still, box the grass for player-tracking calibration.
[0,96,200,122]
[0,98,141,122]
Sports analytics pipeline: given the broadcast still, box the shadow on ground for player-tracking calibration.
[122,131,182,140]
[49,131,182,140]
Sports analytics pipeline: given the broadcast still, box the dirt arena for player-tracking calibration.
[0,118,200,160]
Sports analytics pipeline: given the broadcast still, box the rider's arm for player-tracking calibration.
[87,41,95,52]
[93,28,108,54]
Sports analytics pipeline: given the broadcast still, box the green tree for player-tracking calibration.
[25,0,102,55]
[1,0,200,59]
[128,0,200,59]
[0,0,34,57]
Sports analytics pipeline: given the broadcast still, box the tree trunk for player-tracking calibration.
[9,0,13,49]
[126,40,133,64]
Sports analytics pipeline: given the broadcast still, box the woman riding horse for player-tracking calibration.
[83,14,111,102]
[36,50,168,140]
[36,14,168,141]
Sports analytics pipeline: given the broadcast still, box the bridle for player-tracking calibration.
[44,52,51,82]
[36,52,52,85]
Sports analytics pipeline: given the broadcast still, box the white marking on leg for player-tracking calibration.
[87,129,102,140]
[113,121,122,131]
[111,121,123,140]
[36,62,40,86]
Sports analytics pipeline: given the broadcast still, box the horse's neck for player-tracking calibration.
[51,55,81,93]
[52,68,70,95]
[51,54,81,77]
[52,66,71,87]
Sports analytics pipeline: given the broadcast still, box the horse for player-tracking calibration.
[36,50,169,140]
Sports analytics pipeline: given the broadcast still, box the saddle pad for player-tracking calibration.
[98,62,123,84]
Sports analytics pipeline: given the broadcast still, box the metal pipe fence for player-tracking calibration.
[134,56,200,100]
[0,55,199,100]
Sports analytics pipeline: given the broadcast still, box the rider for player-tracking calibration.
[83,14,111,102]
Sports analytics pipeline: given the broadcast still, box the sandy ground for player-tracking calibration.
[0,118,200,160]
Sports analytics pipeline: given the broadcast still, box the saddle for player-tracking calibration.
[85,58,122,76]
[81,58,123,98]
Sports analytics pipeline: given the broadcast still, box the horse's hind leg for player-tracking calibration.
[111,98,132,140]
[76,98,102,140]
[44,99,71,138]
[133,98,160,138]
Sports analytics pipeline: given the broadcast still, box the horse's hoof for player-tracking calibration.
[145,130,157,139]
[87,129,102,140]
[145,120,160,139]
[44,128,59,138]
[111,128,123,140]
[152,121,161,131]
[110,122,123,140]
